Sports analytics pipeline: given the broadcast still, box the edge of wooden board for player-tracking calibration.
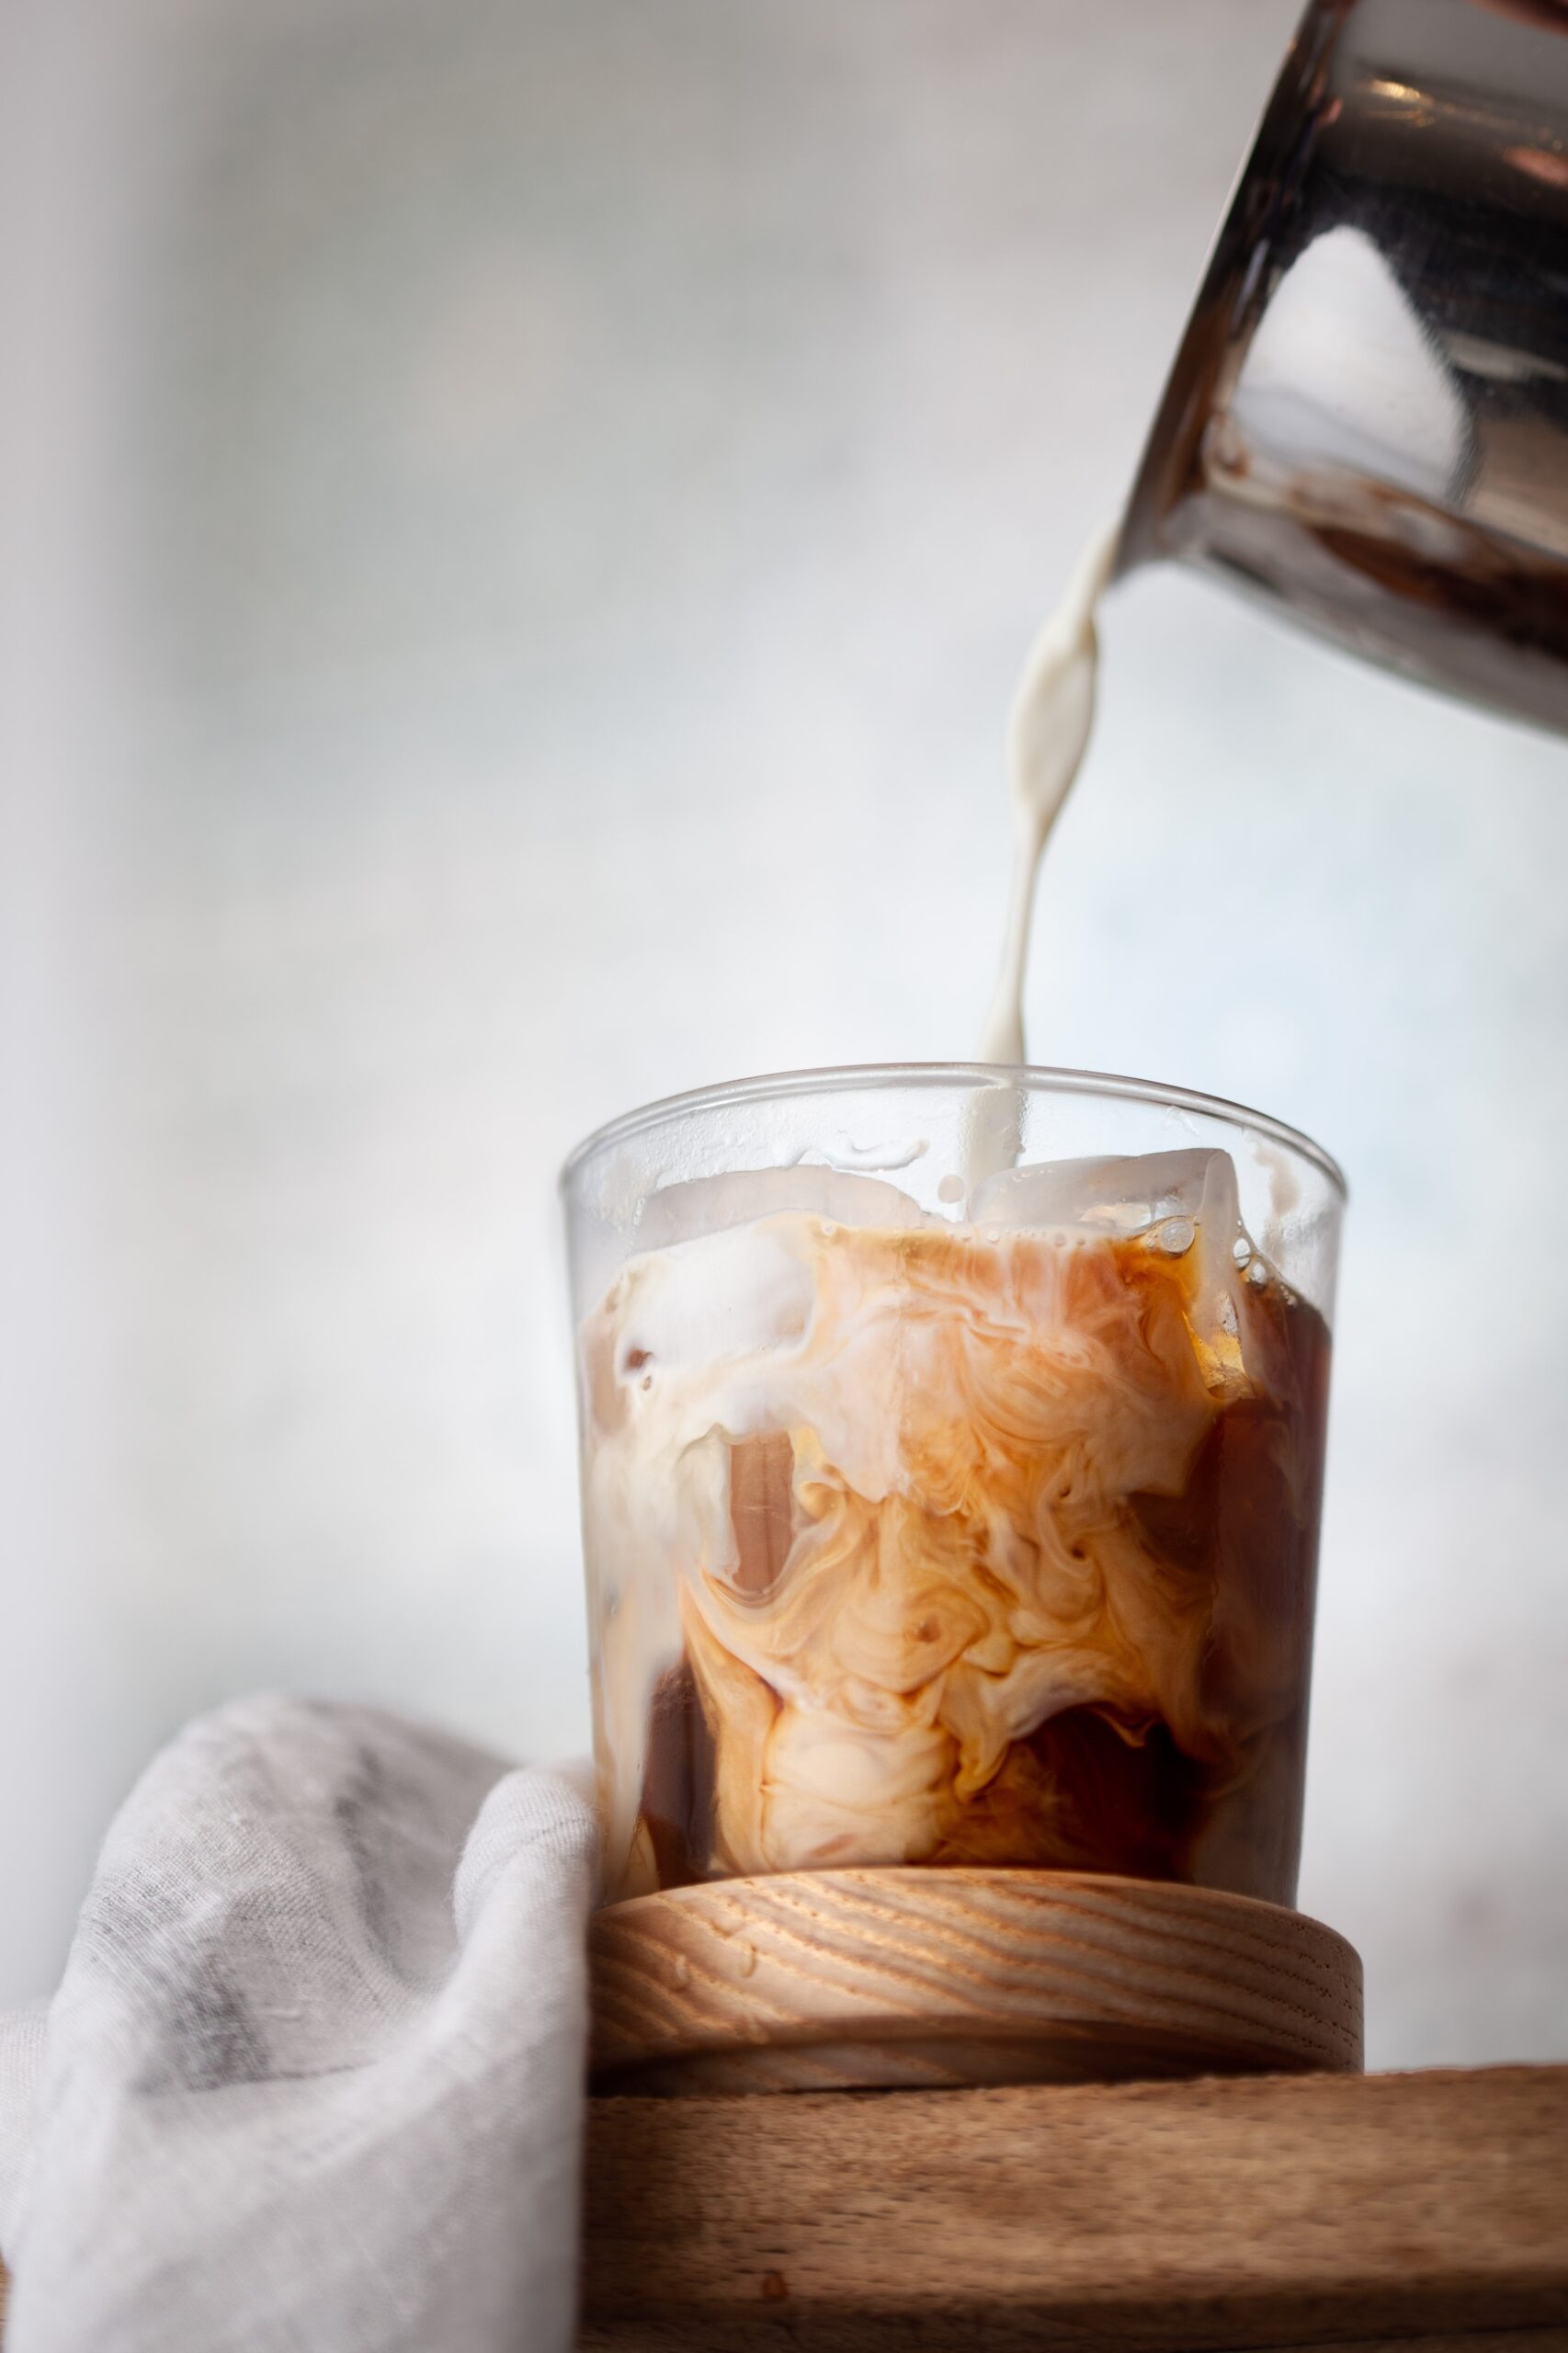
[581,2063,1568,2351]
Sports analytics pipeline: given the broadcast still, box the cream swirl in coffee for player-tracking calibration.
[581,1154,1326,1907]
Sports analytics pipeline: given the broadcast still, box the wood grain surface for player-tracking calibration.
[2,2068,1564,2348]
[590,1867,1364,2092]
[580,2063,1568,2350]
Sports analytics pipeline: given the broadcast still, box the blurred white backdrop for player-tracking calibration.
[2,0,1564,2065]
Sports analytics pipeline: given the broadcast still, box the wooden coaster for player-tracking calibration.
[589,1867,1363,2094]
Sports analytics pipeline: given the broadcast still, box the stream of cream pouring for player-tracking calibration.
[976,517,1123,1067]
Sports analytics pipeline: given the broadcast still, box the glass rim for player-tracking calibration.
[560,1062,1348,1201]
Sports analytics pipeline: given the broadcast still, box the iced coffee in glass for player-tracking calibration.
[562,1066,1343,1912]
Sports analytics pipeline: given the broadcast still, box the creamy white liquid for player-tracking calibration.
[976,518,1122,1065]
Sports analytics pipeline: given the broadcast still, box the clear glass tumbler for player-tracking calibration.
[562,1065,1345,1912]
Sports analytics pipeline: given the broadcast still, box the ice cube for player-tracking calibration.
[724,1431,796,1597]
[636,1165,928,1250]
[971,1148,1240,1242]
[609,1221,817,1380]
[971,1149,1249,1393]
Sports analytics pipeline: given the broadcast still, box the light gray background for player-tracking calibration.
[3,0,1564,2066]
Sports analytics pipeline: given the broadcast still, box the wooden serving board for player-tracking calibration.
[580,2063,1568,2350]
[3,2066,1565,2345]
[590,1867,1363,2092]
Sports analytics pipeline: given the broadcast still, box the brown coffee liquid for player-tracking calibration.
[633,1275,1328,1905]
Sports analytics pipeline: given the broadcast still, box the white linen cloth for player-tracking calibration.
[0,1697,597,2352]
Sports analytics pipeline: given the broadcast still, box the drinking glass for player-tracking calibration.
[562,1065,1345,1912]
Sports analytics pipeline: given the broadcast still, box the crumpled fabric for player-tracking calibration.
[0,1697,597,2353]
